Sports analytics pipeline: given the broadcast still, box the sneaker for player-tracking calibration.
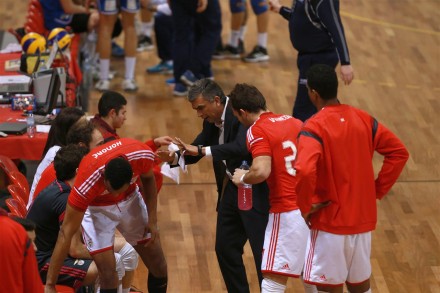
[137,35,154,52]
[92,67,117,81]
[212,44,241,60]
[147,61,173,74]
[173,83,188,96]
[212,42,224,60]
[238,39,245,54]
[95,79,110,91]
[243,45,270,63]
[165,77,176,85]
[180,70,198,87]
[111,42,125,58]
[122,79,138,92]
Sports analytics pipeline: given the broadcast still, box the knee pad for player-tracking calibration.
[230,0,246,13]
[118,242,139,271]
[251,0,268,15]
[261,278,286,293]
[114,252,125,281]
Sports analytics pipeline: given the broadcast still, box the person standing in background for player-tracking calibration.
[295,64,408,293]
[268,0,354,121]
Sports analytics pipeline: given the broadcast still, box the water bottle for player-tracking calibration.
[238,160,252,210]
[26,111,36,138]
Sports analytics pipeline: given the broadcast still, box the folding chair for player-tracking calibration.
[6,198,26,218]
[8,171,30,197]
[8,184,29,207]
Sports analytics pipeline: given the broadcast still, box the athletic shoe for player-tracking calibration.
[137,35,154,52]
[237,39,245,54]
[92,66,117,81]
[111,42,125,58]
[165,77,176,85]
[243,46,270,63]
[180,70,198,87]
[95,79,110,91]
[173,83,188,96]
[212,44,241,60]
[122,79,138,92]
[147,61,173,74]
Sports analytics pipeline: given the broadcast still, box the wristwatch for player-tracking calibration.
[197,145,203,156]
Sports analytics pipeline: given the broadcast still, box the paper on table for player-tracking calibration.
[36,125,51,133]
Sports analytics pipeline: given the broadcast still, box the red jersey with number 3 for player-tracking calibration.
[247,112,303,213]
[68,138,155,212]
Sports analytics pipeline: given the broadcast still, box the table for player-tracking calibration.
[0,106,47,160]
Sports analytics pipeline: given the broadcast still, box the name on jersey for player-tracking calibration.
[268,115,291,123]
[92,141,122,159]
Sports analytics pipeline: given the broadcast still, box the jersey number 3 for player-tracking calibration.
[282,140,297,176]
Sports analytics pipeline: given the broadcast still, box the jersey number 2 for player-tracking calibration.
[282,140,297,176]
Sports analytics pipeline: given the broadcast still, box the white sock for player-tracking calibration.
[261,278,286,293]
[257,32,268,48]
[141,21,154,37]
[239,25,247,41]
[99,58,110,80]
[229,30,241,48]
[124,57,136,80]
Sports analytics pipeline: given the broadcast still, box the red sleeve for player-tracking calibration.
[295,131,323,214]
[145,139,159,152]
[23,239,44,292]
[373,123,409,199]
[247,125,271,157]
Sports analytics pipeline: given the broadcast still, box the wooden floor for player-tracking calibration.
[1,0,440,292]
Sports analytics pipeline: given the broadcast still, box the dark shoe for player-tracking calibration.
[243,45,270,63]
[180,70,198,87]
[147,61,173,74]
[212,44,241,60]
[238,39,245,54]
[137,35,154,52]
[173,83,188,96]
[111,42,125,58]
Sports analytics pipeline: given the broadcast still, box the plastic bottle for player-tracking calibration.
[238,160,252,210]
[26,111,36,138]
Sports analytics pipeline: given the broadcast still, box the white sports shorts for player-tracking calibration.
[82,189,149,254]
[303,230,372,286]
[261,209,310,277]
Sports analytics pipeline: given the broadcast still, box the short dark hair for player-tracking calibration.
[104,157,133,190]
[229,83,267,113]
[98,91,127,117]
[54,145,89,181]
[11,216,36,232]
[188,79,226,104]
[306,64,338,100]
[66,120,97,151]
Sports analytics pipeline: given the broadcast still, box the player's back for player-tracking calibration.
[249,112,302,213]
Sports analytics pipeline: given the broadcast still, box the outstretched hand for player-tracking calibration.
[174,137,199,156]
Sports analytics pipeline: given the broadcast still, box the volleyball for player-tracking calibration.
[47,28,72,51]
[20,32,46,54]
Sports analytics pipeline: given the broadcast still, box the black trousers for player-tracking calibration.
[215,182,268,293]
[293,50,339,121]
[154,12,174,62]
[170,0,222,81]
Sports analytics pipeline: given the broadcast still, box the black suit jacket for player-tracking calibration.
[180,105,269,213]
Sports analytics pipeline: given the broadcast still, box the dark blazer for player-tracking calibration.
[180,105,269,213]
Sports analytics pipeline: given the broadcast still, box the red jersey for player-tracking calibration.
[68,138,155,211]
[0,214,43,293]
[295,104,409,234]
[247,112,303,213]
[33,163,56,201]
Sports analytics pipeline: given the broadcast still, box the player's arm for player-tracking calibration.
[232,156,271,186]
[69,229,92,259]
[139,169,159,241]
[45,204,85,293]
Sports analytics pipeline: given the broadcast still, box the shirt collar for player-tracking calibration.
[215,97,229,129]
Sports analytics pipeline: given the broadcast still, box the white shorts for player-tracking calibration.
[261,209,310,277]
[303,230,372,286]
[82,190,149,254]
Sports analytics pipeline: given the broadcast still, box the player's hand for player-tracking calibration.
[174,137,198,156]
[268,0,282,13]
[154,136,174,147]
[340,65,354,85]
[301,201,331,228]
[145,223,160,246]
[196,0,208,13]
[156,150,176,163]
[232,168,247,186]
